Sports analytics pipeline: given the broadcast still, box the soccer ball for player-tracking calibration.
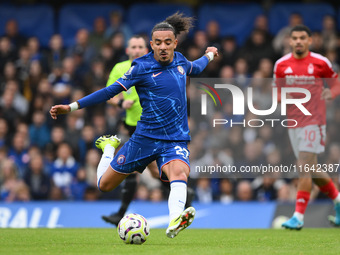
[117,213,150,244]
[272,215,289,229]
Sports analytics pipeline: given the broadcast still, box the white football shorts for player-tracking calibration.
[288,125,326,158]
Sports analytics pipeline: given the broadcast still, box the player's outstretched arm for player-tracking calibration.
[204,46,219,61]
[50,104,70,119]
[50,82,127,120]
[189,46,219,75]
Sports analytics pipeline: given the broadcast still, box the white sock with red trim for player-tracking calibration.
[97,145,115,189]
[168,181,187,222]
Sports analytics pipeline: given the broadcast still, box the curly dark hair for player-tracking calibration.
[151,12,194,38]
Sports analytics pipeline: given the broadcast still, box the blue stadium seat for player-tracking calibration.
[59,3,123,47]
[0,4,54,47]
[127,3,193,37]
[198,4,263,46]
[268,3,335,35]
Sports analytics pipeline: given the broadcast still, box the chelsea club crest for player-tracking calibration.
[177,65,185,75]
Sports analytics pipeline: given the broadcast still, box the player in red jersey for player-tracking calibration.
[273,25,340,229]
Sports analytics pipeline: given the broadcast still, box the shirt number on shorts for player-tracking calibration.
[304,129,316,142]
[174,146,189,159]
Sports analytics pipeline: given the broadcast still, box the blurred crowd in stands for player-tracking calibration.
[1,9,340,204]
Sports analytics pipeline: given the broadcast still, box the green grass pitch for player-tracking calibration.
[1,228,339,255]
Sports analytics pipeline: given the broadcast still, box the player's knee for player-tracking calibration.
[98,178,113,192]
[172,167,189,182]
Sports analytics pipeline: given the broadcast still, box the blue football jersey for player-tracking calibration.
[78,51,209,141]
[116,52,208,141]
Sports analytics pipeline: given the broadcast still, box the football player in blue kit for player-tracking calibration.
[50,12,218,238]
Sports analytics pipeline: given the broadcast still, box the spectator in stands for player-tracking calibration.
[64,113,82,151]
[1,158,30,202]
[48,126,65,156]
[27,37,48,73]
[321,15,337,51]
[0,86,21,134]
[240,29,275,73]
[226,126,244,162]
[24,153,50,200]
[26,60,45,102]
[273,13,303,55]
[254,14,273,43]
[3,19,27,53]
[8,132,30,177]
[206,20,222,49]
[324,143,340,165]
[67,28,96,66]
[253,174,279,201]
[0,37,16,74]
[234,58,250,88]
[48,60,72,105]
[83,186,100,201]
[257,58,273,78]
[105,11,132,46]
[0,62,18,95]
[221,36,239,67]
[150,188,164,202]
[15,46,31,84]
[326,50,339,74]
[91,113,108,138]
[83,59,106,94]
[135,184,149,201]
[219,65,234,81]
[3,79,28,116]
[185,45,201,61]
[78,125,97,163]
[310,31,326,55]
[27,78,54,120]
[70,167,88,200]
[29,110,51,149]
[45,34,66,72]
[236,180,254,201]
[193,30,208,55]
[219,178,234,203]
[277,183,292,202]
[98,43,116,75]
[89,17,107,54]
[109,32,127,63]
[0,118,9,148]
[196,178,213,203]
[84,149,100,187]
[50,142,79,199]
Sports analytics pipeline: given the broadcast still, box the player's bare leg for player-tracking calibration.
[312,171,340,226]
[283,151,340,229]
[95,135,128,192]
[282,151,315,230]
[148,160,195,208]
[162,160,195,238]
[148,161,160,179]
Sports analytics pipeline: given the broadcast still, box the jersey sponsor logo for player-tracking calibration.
[152,72,162,78]
[284,66,293,74]
[308,63,314,74]
[117,155,126,165]
[285,75,315,85]
[177,65,185,75]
